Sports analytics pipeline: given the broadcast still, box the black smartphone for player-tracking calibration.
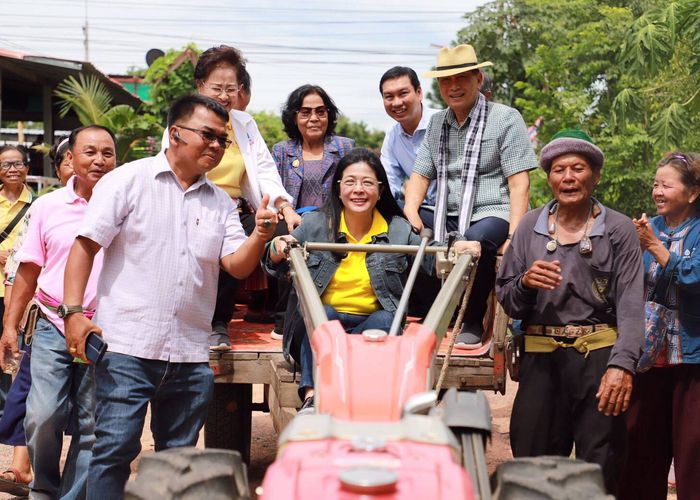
[85,332,108,365]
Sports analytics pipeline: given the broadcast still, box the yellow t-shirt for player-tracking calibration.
[321,209,388,315]
[206,123,245,198]
[0,185,32,297]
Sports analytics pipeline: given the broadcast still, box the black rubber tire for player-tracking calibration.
[124,447,250,500]
[205,383,252,464]
[456,431,490,500]
[492,456,613,500]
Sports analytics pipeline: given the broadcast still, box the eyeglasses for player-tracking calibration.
[177,125,232,149]
[0,161,28,171]
[199,81,239,97]
[297,106,328,120]
[339,177,381,190]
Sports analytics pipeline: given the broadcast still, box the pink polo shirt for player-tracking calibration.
[15,176,103,334]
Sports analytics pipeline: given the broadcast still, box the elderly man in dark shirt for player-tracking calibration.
[496,129,644,495]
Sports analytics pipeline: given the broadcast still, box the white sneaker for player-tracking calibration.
[270,329,283,341]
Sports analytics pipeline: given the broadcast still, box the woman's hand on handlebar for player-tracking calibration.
[270,235,297,264]
[454,241,481,259]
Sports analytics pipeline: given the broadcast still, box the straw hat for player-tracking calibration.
[424,44,493,78]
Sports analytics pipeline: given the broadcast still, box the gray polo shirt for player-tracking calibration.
[413,102,537,222]
[495,200,645,373]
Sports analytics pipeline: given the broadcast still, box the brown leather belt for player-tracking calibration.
[525,323,611,338]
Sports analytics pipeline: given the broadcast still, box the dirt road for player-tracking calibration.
[0,379,677,499]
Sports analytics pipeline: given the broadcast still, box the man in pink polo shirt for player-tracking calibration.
[1,125,116,500]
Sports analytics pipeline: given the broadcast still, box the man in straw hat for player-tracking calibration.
[404,44,536,348]
[496,129,644,495]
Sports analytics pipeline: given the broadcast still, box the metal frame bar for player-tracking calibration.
[287,246,329,341]
[304,242,448,255]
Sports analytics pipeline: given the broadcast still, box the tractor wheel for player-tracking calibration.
[457,431,490,500]
[124,447,250,500]
[492,456,613,500]
[205,383,252,464]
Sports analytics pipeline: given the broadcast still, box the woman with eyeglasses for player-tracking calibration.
[268,85,355,339]
[0,146,33,331]
[619,152,700,500]
[264,148,480,415]
[0,140,73,496]
[162,45,296,350]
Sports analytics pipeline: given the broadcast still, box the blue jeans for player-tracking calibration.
[25,318,95,500]
[297,305,394,398]
[87,353,214,500]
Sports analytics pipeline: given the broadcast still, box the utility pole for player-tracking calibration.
[83,0,89,61]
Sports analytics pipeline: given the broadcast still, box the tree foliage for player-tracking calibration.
[144,44,199,124]
[54,74,162,163]
[451,0,700,217]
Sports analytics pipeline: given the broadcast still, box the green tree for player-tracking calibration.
[144,44,200,124]
[251,111,287,150]
[450,0,700,217]
[335,117,385,151]
[55,74,163,163]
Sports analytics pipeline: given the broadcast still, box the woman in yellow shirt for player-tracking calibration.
[266,149,479,415]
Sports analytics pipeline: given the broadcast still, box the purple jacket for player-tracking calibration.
[272,136,355,208]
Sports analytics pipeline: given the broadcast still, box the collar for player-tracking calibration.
[64,175,84,204]
[339,209,388,244]
[289,137,339,159]
[399,106,438,138]
[0,184,33,205]
[445,100,481,129]
[156,150,214,192]
[534,198,607,237]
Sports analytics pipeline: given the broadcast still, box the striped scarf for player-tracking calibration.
[433,92,487,242]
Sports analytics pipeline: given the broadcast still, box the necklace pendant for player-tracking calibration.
[548,221,556,234]
[546,239,557,252]
[579,236,592,254]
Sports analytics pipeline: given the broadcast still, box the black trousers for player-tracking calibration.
[420,210,509,329]
[510,346,626,496]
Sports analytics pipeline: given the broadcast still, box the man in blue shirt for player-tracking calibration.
[379,66,439,225]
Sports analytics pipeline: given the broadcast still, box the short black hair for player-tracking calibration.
[379,66,420,94]
[68,125,116,151]
[281,84,340,143]
[239,67,251,94]
[195,45,247,83]
[167,94,229,128]
[0,145,29,164]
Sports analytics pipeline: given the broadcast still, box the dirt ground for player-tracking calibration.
[0,379,677,499]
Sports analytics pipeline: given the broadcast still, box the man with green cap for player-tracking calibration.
[495,129,645,495]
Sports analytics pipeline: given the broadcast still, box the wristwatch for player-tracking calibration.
[57,304,84,318]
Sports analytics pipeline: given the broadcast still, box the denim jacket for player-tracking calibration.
[263,210,438,359]
[646,215,700,364]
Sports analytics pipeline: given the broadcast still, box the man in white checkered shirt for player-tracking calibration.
[60,94,278,498]
[404,44,537,349]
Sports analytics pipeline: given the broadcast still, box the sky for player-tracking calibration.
[2,0,487,131]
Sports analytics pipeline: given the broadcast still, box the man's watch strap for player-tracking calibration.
[57,304,84,318]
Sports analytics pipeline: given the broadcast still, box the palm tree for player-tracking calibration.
[54,74,163,164]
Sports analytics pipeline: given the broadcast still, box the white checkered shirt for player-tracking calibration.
[413,102,537,222]
[79,151,246,362]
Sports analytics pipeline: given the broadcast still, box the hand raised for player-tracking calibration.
[254,194,278,240]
